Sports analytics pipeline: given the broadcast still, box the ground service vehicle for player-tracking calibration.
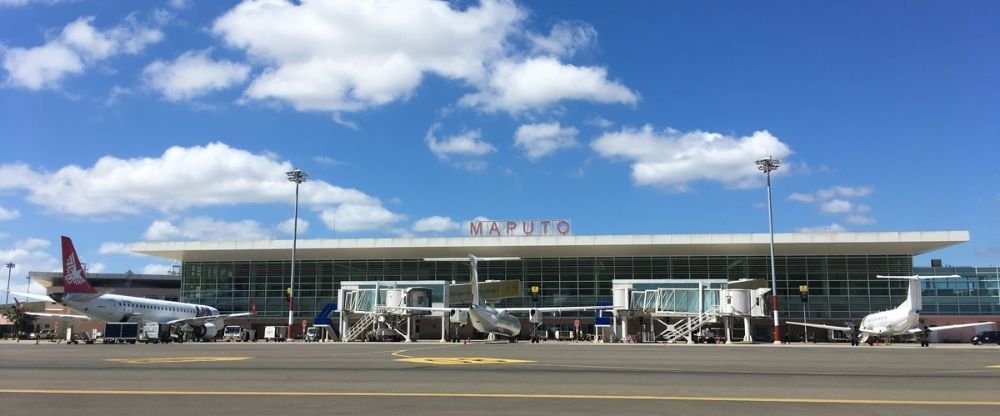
[263,326,287,342]
[305,325,336,342]
[971,330,1000,345]
[103,322,139,344]
[223,325,249,342]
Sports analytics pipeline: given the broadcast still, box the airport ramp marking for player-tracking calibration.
[396,357,535,365]
[0,389,998,406]
[105,356,252,364]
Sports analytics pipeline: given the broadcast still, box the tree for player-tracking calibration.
[2,303,38,339]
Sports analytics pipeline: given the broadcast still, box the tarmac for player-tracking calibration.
[1,340,998,416]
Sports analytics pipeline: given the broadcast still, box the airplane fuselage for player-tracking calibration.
[468,304,521,337]
[64,293,220,326]
[858,304,920,337]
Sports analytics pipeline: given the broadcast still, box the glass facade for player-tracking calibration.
[182,254,919,321]
[914,266,1000,315]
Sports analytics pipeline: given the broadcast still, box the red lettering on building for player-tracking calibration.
[540,220,550,234]
[522,221,534,235]
[506,221,517,235]
[469,221,483,236]
[557,220,570,235]
[488,221,501,236]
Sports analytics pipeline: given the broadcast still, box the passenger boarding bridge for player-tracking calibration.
[612,279,771,343]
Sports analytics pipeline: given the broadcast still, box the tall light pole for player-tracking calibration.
[755,156,781,344]
[26,275,30,295]
[4,262,14,304]
[286,169,308,340]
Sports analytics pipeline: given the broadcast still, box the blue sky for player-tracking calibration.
[0,0,997,293]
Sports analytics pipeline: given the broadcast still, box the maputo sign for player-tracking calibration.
[468,219,572,237]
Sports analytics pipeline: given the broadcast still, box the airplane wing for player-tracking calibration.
[501,306,614,313]
[787,321,854,332]
[26,311,91,320]
[390,306,462,313]
[907,322,995,333]
[166,312,252,326]
[6,291,58,303]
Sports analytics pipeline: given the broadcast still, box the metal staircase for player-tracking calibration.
[343,312,377,342]
[658,306,720,343]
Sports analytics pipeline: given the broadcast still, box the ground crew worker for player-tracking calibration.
[850,327,861,347]
[919,326,931,347]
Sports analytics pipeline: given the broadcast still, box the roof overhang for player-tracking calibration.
[129,231,970,262]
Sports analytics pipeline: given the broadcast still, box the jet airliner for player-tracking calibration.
[7,236,249,340]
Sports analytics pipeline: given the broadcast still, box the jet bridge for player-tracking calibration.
[338,281,449,343]
[612,279,770,344]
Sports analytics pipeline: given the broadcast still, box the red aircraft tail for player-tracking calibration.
[61,236,97,294]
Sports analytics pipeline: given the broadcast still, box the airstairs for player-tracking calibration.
[343,311,377,342]
[657,306,720,343]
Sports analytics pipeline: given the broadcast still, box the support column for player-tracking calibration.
[743,317,753,343]
[724,317,733,344]
[440,315,447,343]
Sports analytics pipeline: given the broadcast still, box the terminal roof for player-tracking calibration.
[129,231,969,262]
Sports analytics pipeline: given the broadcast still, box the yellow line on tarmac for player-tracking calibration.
[0,389,997,406]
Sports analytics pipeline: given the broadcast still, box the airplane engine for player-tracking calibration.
[529,309,543,324]
[450,309,468,325]
[193,322,219,339]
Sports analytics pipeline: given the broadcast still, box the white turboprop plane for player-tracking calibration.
[403,255,611,342]
[7,236,250,340]
[788,275,993,344]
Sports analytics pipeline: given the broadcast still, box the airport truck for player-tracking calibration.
[223,325,250,342]
[140,322,171,344]
[103,322,139,344]
[263,326,287,342]
[305,325,337,342]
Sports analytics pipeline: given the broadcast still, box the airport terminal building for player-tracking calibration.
[130,230,998,336]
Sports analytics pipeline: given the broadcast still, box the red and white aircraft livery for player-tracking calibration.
[7,236,249,340]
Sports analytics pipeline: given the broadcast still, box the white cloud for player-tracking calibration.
[143,49,251,101]
[514,122,578,160]
[528,21,596,58]
[16,237,50,250]
[2,16,162,90]
[460,57,638,113]
[820,199,853,214]
[845,215,876,225]
[413,216,459,233]
[591,125,793,191]
[142,263,173,275]
[787,193,816,203]
[0,142,381,216]
[213,0,523,113]
[0,0,69,8]
[168,0,190,9]
[816,186,873,200]
[143,217,272,241]
[425,124,496,160]
[789,185,876,226]
[586,116,613,129]
[796,223,846,233]
[0,240,59,295]
[319,203,403,233]
[276,217,309,235]
[0,205,19,220]
[98,241,147,256]
[312,156,347,166]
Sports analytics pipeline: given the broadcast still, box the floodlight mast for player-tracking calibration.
[286,169,308,340]
[4,262,14,304]
[755,156,781,345]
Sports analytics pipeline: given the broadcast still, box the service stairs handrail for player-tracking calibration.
[344,312,377,342]
[659,306,720,343]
